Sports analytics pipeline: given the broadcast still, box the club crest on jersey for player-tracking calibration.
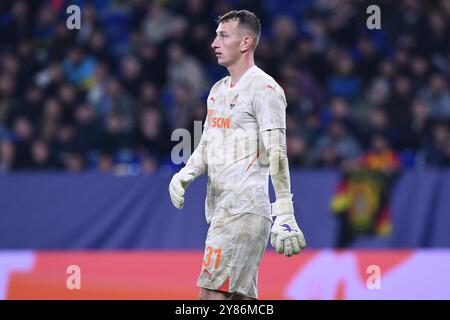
[229,94,239,109]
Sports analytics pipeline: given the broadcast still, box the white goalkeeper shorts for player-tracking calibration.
[196,211,271,299]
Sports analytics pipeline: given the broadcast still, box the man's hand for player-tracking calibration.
[168,170,195,209]
[270,196,307,256]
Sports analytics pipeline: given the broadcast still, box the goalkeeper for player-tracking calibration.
[168,10,306,300]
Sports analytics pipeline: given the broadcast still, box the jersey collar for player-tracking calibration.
[228,65,258,90]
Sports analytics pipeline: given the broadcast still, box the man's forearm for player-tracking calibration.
[261,129,292,200]
[181,130,208,178]
[271,154,292,200]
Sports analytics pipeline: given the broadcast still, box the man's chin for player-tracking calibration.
[217,58,229,67]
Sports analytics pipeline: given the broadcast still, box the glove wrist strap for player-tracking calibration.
[179,166,199,179]
[271,194,294,216]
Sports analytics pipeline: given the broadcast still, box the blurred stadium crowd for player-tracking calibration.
[0,0,450,173]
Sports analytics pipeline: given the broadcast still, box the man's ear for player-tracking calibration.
[240,36,254,52]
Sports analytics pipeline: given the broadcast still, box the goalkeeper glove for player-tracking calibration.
[270,195,307,257]
[168,169,196,209]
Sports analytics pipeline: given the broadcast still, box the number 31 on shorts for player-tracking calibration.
[203,245,222,269]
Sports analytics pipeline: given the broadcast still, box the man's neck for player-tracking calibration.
[227,57,255,87]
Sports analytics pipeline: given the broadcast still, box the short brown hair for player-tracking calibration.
[217,10,261,49]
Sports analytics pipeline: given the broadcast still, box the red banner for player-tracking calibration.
[2,250,449,299]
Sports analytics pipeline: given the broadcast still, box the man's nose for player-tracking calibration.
[211,37,219,49]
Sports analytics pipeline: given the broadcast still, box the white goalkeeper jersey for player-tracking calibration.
[202,65,287,223]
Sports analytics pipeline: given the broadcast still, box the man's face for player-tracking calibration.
[211,20,244,67]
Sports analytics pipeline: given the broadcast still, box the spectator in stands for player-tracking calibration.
[362,132,402,174]
[0,73,18,128]
[72,102,102,157]
[98,77,136,130]
[402,98,432,150]
[12,117,34,168]
[420,120,450,166]
[166,41,208,97]
[99,109,135,157]
[287,135,310,167]
[0,138,15,172]
[30,139,59,169]
[327,51,361,102]
[421,73,450,120]
[62,46,97,89]
[137,107,171,164]
[120,54,143,98]
[311,120,361,168]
